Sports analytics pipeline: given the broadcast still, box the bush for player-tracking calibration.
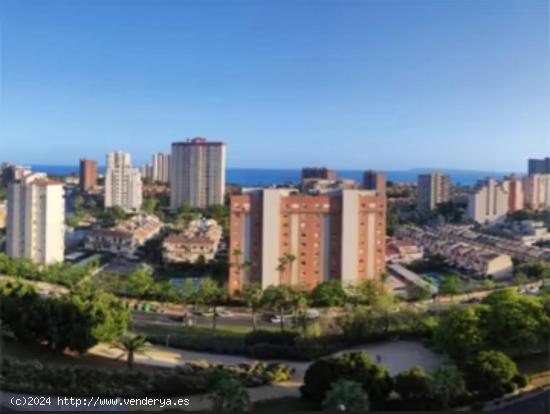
[244,330,299,347]
[0,357,290,397]
[301,352,393,408]
[464,351,524,399]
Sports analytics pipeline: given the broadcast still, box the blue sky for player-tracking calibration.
[1,0,548,171]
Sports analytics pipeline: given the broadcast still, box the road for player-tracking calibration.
[493,389,550,412]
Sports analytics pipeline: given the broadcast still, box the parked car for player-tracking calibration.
[216,309,234,317]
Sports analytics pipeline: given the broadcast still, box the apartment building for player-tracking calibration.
[502,174,524,211]
[170,138,226,209]
[417,172,450,210]
[229,188,387,292]
[79,158,98,193]
[85,215,162,258]
[0,201,6,229]
[152,152,170,183]
[6,173,65,265]
[301,178,359,194]
[528,157,550,175]
[363,170,387,194]
[301,167,337,181]
[104,151,142,212]
[467,178,509,224]
[523,174,550,210]
[1,162,31,188]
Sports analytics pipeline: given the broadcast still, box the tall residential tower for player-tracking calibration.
[7,173,65,265]
[104,151,142,212]
[170,138,225,209]
[229,188,386,293]
[417,172,450,210]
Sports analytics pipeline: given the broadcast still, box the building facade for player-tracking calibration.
[163,219,222,263]
[417,172,450,210]
[85,215,162,258]
[229,188,386,292]
[467,178,509,224]
[79,158,98,193]
[6,173,65,265]
[170,138,225,209]
[363,170,387,194]
[502,174,524,211]
[301,167,337,181]
[152,152,170,183]
[523,174,550,210]
[1,162,31,188]
[528,158,550,175]
[104,151,142,212]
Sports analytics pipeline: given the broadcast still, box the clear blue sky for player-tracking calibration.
[1,0,548,171]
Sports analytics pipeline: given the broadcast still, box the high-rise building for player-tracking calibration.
[528,158,550,175]
[1,162,32,188]
[104,151,142,212]
[79,158,98,193]
[301,167,337,181]
[467,178,509,224]
[152,152,170,183]
[6,173,65,265]
[229,188,387,293]
[417,172,450,210]
[523,174,550,210]
[170,137,226,209]
[502,174,524,211]
[140,163,153,181]
[363,170,386,194]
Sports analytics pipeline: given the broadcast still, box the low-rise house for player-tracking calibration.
[163,219,222,263]
[398,225,514,280]
[85,215,162,258]
[386,238,423,264]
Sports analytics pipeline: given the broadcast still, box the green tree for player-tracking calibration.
[394,366,431,401]
[291,290,310,332]
[262,285,295,332]
[429,365,465,409]
[208,370,251,411]
[115,333,149,369]
[241,283,263,331]
[322,380,370,411]
[439,275,462,296]
[141,198,158,215]
[128,265,155,298]
[433,306,485,360]
[465,351,524,398]
[301,352,393,408]
[480,288,550,351]
[196,278,227,330]
[309,280,347,307]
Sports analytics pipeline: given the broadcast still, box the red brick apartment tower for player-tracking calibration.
[229,188,386,293]
[79,158,98,192]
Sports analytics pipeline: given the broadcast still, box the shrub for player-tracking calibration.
[244,330,299,347]
[464,351,524,399]
[301,352,393,408]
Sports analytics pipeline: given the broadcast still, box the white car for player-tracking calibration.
[216,309,234,317]
[270,315,283,324]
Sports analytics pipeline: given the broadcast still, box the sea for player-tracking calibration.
[31,165,520,187]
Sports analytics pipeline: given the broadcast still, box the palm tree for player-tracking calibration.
[115,333,149,369]
[241,283,263,331]
[291,290,309,332]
